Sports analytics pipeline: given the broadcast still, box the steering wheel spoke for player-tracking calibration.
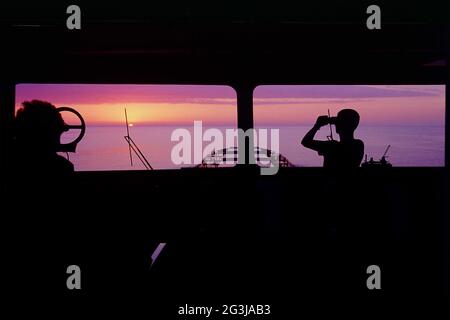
[66,124,84,130]
[56,107,86,152]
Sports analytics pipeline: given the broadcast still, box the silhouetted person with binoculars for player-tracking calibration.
[301,109,364,168]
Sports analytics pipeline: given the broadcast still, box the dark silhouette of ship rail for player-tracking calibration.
[197,146,295,168]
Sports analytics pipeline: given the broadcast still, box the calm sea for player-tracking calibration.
[61,125,445,171]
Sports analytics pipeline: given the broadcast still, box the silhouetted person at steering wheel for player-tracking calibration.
[13,100,74,174]
[301,109,364,168]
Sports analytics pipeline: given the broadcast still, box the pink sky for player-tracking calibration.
[15,84,445,126]
[254,85,445,126]
[15,84,237,126]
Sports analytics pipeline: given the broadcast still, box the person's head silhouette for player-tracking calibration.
[334,109,360,139]
[15,100,66,153]
[14,100,73,173]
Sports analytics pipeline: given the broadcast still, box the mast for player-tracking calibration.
[125,108,133,166]
[123,108,153,170]
[328,109,334,141]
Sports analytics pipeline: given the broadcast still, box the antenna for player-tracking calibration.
[125,108,133,166]
[327,109,334,141]
[123,108,153,170]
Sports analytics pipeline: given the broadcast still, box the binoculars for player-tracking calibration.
[326,116,338,125]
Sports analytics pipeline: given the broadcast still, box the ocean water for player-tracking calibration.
[61,125,445,171]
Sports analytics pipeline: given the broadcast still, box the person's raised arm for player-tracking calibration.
[301,115,329,151]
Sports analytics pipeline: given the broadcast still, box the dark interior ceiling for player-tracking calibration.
[0,0,448,84]
[1,1,448,24]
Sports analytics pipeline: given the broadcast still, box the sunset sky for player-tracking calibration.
[15,84,237,126]
[15,84,445,127]
[254,85,445,127]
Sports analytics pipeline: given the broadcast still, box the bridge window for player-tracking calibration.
[253,85,445,167]
[15,84,237,171]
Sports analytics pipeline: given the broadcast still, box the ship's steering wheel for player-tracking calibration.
[56,107,86,153]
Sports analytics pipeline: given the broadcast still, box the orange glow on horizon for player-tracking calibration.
[14,102,237,126]
[15,84,238,126]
